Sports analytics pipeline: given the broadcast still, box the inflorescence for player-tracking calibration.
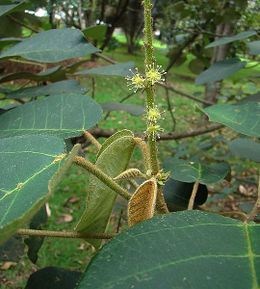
[125,63,167,140]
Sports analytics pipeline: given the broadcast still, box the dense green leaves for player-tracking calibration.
[203,102,260,137]
[228,138,260,163]
[206,30,256,48]
[248,41,260,55]
[101,103,144,116]
[76,62,135,77]
[0,29,99,63]
[164,158,230,185]
[7,80,87,99]
[0,93,103,138]
[0,136,79,244]
[196,58,247,84]
[78,211,260,289]
[76,130,135,248]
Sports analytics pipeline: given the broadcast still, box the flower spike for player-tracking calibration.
[146,63,166,85]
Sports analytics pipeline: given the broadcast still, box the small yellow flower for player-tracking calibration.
[146,124,164,140]
[146,63,166,85]
[147,106,161,123]
[125,68,146,92]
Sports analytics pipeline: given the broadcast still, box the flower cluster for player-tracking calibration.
[125,63,166,92]
[125,68,145,92]
[146,63,166,85]
[146,105,164,140]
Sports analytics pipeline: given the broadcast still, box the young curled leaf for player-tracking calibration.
[128,178,157,227]
[113,168,145,181]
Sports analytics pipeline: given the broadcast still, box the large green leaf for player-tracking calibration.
[0,37,21,50]
[0,66,66,84]
[76,131,135,248]
[0,2,25,17]
[0,136,80,244]
[82,25,107,42]
[0,93,103,138]
[7,80,87,99]
[195,58,247,84]
[228,138,260,163]
[206,30,257,48]
[203,102,260,137]
[76,62,135,77]
[0,28,99,63]
[101,103,144,116]
[78,210,260,289]
[248,41,260,55]
[163,158,230,185]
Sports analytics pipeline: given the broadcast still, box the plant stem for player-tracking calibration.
[17,228,115,239]
[188,181,200,210]
[134,137,150,171]
[143,0,159,175]
[84,131,101,150]
[73,156,131,200]
[246,171,260,222]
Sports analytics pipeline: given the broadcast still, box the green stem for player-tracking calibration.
[143,0,159,175]
[73,156,131,200]
[17,228,115,239]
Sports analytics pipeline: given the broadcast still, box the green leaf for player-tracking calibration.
[206,30,257,48]
[163,158,230,185]
[0,2,25,17]
[239,92,260,104]
[0,66,66,84]
[203,102,260,137]
[228,138,260,163]
[196,58,247,84]
[76,62,135,77]
[101,103,144,116]
[7,80,87,99]
[76,131,135,248]
[248,41,260,55]
[82,25,107,42]
[0,93,103,138]
[0,37,21,50]
[163,178,208,211]
[25,267,82,289]
[0,28,99,63]
[96,129,133,159]
[0,136,80,244]
[78,211,260,289]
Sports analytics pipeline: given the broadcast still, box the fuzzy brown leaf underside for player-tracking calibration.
[128,178,157,227]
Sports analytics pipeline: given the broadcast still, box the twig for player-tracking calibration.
[164,85,176,130]
[246,171,260,222]
[188,181,200,210]
[8,15,40,33]
[17,228,115,239]
[89,124,223,141]
[73,156,131,200]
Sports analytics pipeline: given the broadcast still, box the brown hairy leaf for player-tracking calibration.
[128,178,157,227]
[113,168,145,181]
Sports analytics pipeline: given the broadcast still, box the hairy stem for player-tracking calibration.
[143,0,159,175]
[84,131,101,150]
[134,137,150,171]
[74,156,131,200]
[17,228,115,239]
[188,181,199,210]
